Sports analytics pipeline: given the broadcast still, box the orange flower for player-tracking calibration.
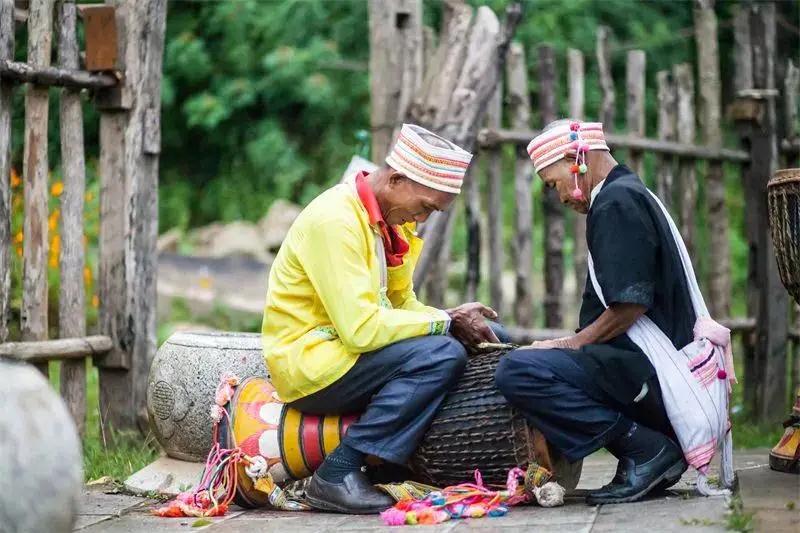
[84,266,93,286]
[15,246,22,257]
[85,191,94,203]
[14,231,23,244]
[10,168,20,188]
[49,255,58,268]
[50,234,61,255]
[91,294,99,308]
[51,181,64,197]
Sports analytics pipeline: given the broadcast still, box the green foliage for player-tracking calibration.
[159,0,369,229]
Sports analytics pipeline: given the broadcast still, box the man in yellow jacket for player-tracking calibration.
[262,124,503,514]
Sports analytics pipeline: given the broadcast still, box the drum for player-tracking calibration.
[767,168,800,306]
[409,350,583,490]
[220,376,358,507]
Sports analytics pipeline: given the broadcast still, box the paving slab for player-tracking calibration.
[738,464,799,533]
[124,455,205,496]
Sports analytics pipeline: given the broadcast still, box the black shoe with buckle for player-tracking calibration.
[586,443,686,505]
[305,471,395,514]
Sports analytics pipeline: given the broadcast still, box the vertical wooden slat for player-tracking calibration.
[486,85,503,315]
[674,63,696,258]
[22,0,55,376]
[507,42,533,327]
[463,160,482,302]
[656,71,676,210]
[694,0,730,318]
[0,0,14,344]
[368,0,423,160]
[626,50,646,177]
[733,4,753,94]
[596,26,614,132]
[568,48,587,305]
[57,0,87,436]
[98,0,168,433]
[785,59,800,397]
[746,2,789,423]
[426,207,454,309]
[539,43,563,328]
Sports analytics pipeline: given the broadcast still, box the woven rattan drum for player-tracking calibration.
[767,168,800,305]
[409,350,583,491]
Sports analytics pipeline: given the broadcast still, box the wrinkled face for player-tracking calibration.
[538,157,590,214]
[383,172,456,226]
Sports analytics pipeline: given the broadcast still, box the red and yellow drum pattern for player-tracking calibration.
[227,377,357,484]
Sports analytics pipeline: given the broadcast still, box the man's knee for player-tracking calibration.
[495,349,562,400]
[424,336,467,381]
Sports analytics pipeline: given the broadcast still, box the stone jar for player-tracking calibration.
[0,359,82,533]
[147,331,267,461]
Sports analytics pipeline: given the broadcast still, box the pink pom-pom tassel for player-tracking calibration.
[381,508,407,526]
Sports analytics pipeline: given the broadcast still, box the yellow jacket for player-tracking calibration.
[262,181,450,402]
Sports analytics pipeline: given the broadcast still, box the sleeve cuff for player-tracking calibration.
[429,309,451,336]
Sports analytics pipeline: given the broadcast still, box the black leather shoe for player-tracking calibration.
[598,457,687,494]
[305,471,394,514]
[586,444,686,505]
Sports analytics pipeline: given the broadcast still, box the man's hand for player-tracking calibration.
[446,302,500,349]
[525,336,581,350]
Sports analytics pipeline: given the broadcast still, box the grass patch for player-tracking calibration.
[726,495,755,532]
[49,360,159,483]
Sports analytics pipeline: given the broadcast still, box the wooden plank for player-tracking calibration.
[0,335,113,362]
[22,0,54,376]
[411,3,522,289]
[625,50,646,176]
[656,70,676,210]
[478,128,750,162]
[125,0,168,431]
[79,4,118,72]
[694,0,730,318]
[0,0,14,344]
[426,202,456,308]
[368,0,423,160]
[507,42,533,327]
[568,48,587,306]
[0,60,118,89]
[674,63,697,258]
[57,0,88,436]
[749,2,787,423]
[596,26,614,132]
[486,85,503,314]
[463,158,482,302]
[539,43,563,328]
[733,4,753,94]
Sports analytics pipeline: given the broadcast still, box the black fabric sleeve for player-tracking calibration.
[587,191,658,309]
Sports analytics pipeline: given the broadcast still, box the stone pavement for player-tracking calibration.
[75,450,776,533]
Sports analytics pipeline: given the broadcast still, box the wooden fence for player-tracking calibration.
[372,1,799,422]
[0,0,167,437]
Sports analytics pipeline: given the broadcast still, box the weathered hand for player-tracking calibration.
[446,302,500,349]
[525,336,580,350]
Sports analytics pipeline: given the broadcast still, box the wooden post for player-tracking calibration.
[486,85,503,314]
[410,3,522,289]
[0,0,14,344]
[539,44,563,328]
[735,2,788,422]
[22,0,54,376]
[57,0,87,435]
[98,0,168,434]
[568,48,587,305]
[507,42,533,326]
[674,63,696,257]
[596,26,614,132]
[785,59,799,168]
[656,71,676,210]
[625,50,646,177]
[733,4,753,94]
[368,0,423,160]
[464,159,482,302]
[694,0,730,318]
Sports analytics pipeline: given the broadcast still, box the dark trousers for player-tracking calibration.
[290,323,511,464]
[290,335,467,464]
[494,348,674,463]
